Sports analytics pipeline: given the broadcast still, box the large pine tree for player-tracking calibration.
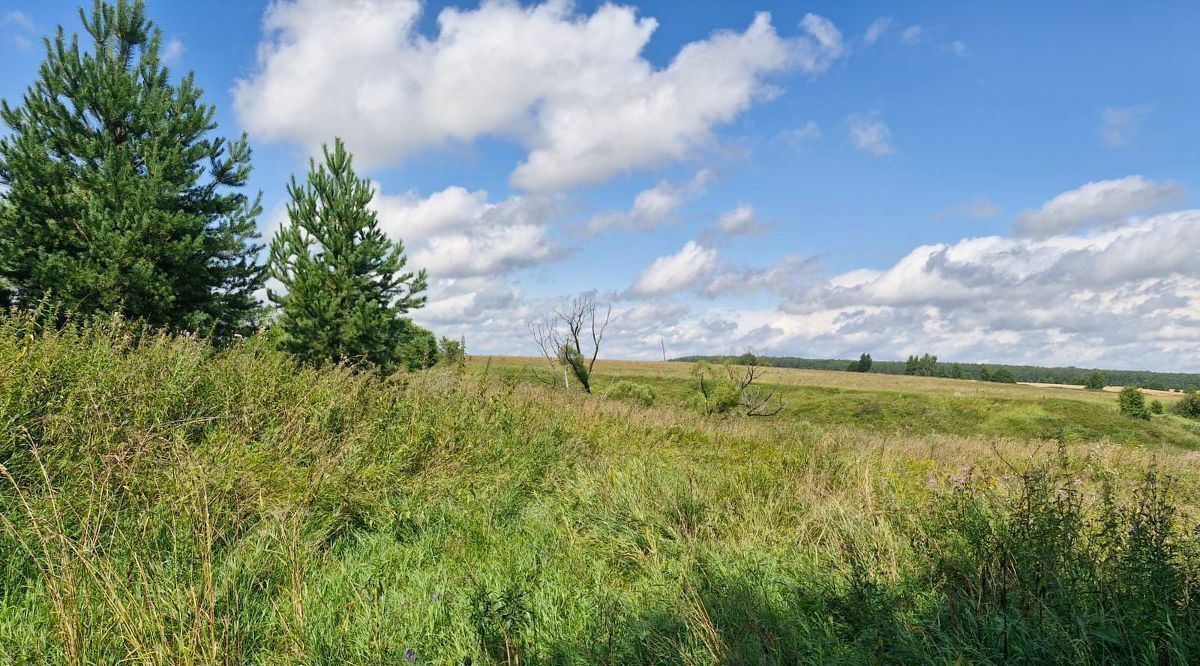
[268,138,428,372]
[0,0,263,339]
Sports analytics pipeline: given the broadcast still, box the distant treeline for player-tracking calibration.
[674,354,1200,391]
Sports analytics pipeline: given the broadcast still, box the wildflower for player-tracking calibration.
[1073,478,1083,487]
[927,477,937,487]
[405,648,417,662]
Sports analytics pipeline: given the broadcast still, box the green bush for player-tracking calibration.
[438,336,467,367]
[604,380,655,407]
[1171,390,1200,419]
[1150,399,1164,415]
[397,320,439,370]
[1118,386,1151,420]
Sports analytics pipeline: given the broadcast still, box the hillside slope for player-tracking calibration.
[1,319,1199,664]
[485,357,1200,449]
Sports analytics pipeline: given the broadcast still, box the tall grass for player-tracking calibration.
[0,313,1197,664]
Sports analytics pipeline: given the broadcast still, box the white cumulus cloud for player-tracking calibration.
[400,204,1200,369]
[234,0,846,192]
[627,241,719,297]
[370,186,561,278]
[770,209,1200,360]
[587,169,714,234]
[715,204,769,236]
[1014,175,1183,237]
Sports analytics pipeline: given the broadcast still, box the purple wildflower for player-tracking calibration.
[405,648,417,662]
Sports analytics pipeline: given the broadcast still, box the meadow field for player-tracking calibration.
[1,317,1199,664]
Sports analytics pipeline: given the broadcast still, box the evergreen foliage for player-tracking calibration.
[0,0,263,340]
[268,138,427,372]
[851,352,872,373]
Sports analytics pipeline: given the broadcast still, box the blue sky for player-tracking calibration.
[3,1,1200,370]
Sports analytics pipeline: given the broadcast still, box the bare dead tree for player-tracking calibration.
[527,295,611,393]
[692,353,784,416]
[729,361,785,416]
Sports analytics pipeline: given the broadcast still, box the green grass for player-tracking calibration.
[1,316,1199,664]
[495,360,1200,450]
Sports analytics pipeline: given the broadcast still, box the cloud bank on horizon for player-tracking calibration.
[229,0,1200,371]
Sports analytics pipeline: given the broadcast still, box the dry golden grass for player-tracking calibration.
[476,356,1184,405]
[1024,381,1183,399]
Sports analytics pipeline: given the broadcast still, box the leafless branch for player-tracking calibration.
[589,303,611,375]
[693,352,785,417]
[527,294,609,393]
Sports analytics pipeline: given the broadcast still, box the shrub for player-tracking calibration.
[438,336,467,367]
[1150,399,1164,415]
[691,359,783,416]
[690,362,743,415]
[1118,386,1151,420]
[1083,371,1106,390]
[604,380,655,407]
[397,320,439,370]
[1170,390,1200,419]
